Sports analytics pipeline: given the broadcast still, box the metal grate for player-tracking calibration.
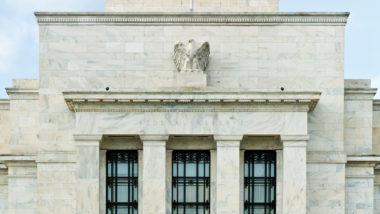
[172,151,210,214]
[244,151,276,214]
[106,150,138,214]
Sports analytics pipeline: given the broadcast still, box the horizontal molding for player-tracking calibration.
[307,151,347,164]
[63,90,321,113]
[36,151,76,163]
[35,12,349,26]
[0,99,10,110]
[346,155,380,168]
[344,88,378,100]
[5,88,39,100]
[374,100,380,111]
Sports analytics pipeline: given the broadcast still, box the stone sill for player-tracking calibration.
[35,12,349,26]
[63,90,321,113]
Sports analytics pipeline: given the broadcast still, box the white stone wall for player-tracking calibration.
[0,100,10,155]
[307,163,345,213]
[105,0,279,12]
[7,161,37,214]
[375,170,380,214]
[346,165,375,214]
[373,101,380,155]
[344,80,375,155]
[7,79,39,155]
[37,20,346,213]
[0,168,7,213]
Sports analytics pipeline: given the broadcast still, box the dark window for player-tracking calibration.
[172,151,210,214]
[244,151,276,214]
[106,150,138,214]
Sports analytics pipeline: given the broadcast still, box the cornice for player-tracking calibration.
[0,99,10,110]
[63,90,321,113]
[344,88,377,100]
[5,88,39,100]
[346,155,380,167]
[35,12,349,26]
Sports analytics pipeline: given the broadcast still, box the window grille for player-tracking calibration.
[244,151,276,214]
[106,150,138,214]
[172,150,210,214]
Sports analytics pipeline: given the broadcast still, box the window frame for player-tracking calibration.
[106,150,139,214]
[244,150,276,214]
[172,150,211,214]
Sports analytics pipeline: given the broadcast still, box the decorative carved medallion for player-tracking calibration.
[173,39,210,73]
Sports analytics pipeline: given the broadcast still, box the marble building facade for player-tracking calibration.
[0,0,380,213]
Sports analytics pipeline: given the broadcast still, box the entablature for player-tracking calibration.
[35,12,349,26]
[63,90,321,113]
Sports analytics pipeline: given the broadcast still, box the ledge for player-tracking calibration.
[35,12,349,26]
[344,88,378,100]
[374,100,380,111]
[5,88,39,100]
[0,99,10,110]
[63,90,321,113]
[347,155,380,167]
[0,155,36,162]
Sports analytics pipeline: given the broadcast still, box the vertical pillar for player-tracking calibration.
[346,160,377,214]
[74,134,102,214]
[0,164,7,213]
[281,135,308,214]
[6,158,37,214]
[141,135,169,214]
[215,135,242,214]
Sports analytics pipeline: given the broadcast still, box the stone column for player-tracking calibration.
[6,158,37,214]
[0,164,7,213]
[215,135,242,214]
[74,134,102,214]
[141,135,169,214]
[281,135,308,214]
[346,158,379,214]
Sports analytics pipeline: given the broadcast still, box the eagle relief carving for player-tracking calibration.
[173,39,210,73]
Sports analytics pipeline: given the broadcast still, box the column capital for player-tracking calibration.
[140,134,169,142]
[280,135,309,142]
[73,134,103,142]
[214,135,243,142]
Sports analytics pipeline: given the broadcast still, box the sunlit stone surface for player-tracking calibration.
[0,0,379,214]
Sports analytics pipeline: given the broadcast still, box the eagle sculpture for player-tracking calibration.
[173,39,210,73]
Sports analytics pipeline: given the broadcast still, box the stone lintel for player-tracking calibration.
[35,12,349,26]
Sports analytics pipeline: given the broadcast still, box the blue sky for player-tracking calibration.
[0,0,379,98]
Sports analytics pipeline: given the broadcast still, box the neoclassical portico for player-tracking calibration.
[69,90,317,214]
